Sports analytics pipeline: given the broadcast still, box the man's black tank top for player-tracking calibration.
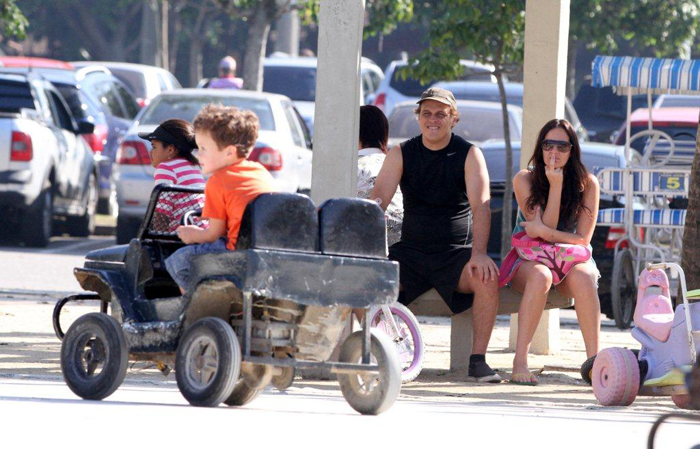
[399,134,473,248]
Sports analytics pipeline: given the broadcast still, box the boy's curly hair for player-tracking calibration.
[193,103,259,158]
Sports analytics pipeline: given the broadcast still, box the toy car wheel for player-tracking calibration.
[592,347,640,406]
[671,394,694,409]
[60,313,128,400]
[337,330,401,415]
[581,355,596,385]
[611,249,636,329]
[272,367,295,391]
[175,317,241,407]
[224,380,263,406]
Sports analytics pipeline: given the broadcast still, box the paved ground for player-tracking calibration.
[0,232,698,447]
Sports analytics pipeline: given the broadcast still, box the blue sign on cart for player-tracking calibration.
[659,173,685,192]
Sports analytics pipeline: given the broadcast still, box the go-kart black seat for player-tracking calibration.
[236,192,319,252]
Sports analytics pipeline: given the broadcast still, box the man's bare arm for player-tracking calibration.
[369,145,403,211]
[465,146,491,254]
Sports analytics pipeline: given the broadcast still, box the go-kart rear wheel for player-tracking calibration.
[224,380,263,406]
[611,249,636,329]
[337,330,401,415]
[60,313,128,400]
[175,317,241,407]
[592,347,640,406]
[272,367,295,391]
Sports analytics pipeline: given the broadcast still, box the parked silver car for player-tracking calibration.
[72,61,181,108]
[115,88,312,244]
[372,58,500,118]
[387,100,523,149]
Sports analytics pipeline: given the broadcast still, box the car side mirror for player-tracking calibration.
[76,120,95,135]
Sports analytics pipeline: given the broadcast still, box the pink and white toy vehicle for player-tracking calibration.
[592,262,700,409]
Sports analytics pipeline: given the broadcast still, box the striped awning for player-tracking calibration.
[592,56,700,95]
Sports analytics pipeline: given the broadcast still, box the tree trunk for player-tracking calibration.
[242,0,275,91]
[681,116,700,297]
[566,40,578,100]
[188,36,204,87]
[497,70,514,262]
[140,0,158,65]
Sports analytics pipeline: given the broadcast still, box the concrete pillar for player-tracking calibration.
[275,9,299,57]
[310,0,365,204]
[517,0,570,354]
[450,309,474,371]
[301,1,365,379]
[508,310,561,355]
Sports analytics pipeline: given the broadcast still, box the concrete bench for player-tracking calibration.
[407,287,573,370]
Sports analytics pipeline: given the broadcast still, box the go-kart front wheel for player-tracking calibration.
[592,347,640,406]
[175,317,241,407]
[61,313,128,400]
[337,330,401,415]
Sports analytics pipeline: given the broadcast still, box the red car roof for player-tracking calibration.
[630,107,700,126]
[0,57,73,70]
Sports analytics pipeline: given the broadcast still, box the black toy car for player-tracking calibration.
[53,185,402,415]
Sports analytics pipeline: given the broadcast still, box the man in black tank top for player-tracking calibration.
[371,87,501,382]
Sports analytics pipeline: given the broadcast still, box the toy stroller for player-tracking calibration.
[592,262,700,408]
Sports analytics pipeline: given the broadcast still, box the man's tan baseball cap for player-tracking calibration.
[417,87,457,109]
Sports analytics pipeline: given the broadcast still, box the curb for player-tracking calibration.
[0,288,82,300]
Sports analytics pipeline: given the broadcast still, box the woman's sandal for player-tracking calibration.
[509,372,539,386]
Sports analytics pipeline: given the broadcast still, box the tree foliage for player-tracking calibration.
[1,0,28,39]
[570,0,700,57]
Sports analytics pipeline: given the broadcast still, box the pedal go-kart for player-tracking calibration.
[591,262,700,409]
[53,185,402,415]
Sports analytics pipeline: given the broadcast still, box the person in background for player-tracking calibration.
[356,105,403,246]
[139,119,205,231]
[208,56,244,89]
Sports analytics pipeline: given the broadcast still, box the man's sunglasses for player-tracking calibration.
[542,139,572,153]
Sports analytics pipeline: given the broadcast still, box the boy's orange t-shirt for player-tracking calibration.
[202,160,276,250]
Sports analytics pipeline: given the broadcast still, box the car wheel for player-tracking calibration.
[116,215,141,245]
[66,173,97,237]
[22,186,53,247]
[60,313,128,400]
[611,249,636,329]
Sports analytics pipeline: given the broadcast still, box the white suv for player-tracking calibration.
[262,55,384,134]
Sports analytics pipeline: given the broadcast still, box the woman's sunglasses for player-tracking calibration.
[542,139,572,153]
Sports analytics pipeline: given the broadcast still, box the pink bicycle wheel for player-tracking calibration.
[592,347,640,406]
[369,304,424,383]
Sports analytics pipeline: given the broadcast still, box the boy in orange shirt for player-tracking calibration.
[165,104,276,292]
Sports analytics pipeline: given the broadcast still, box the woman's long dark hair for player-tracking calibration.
[160,119,199,166]
[526,119,590,231]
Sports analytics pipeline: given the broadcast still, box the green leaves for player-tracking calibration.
[1,0,28,39]
[404,0,525,82]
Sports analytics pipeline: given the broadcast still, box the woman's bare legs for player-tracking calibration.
[509,261,553,381]
[557,262,600,358]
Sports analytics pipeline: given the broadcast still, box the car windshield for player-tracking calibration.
[389,105,520,142]
[452,90,523,107]
[574,85,652,120]
[108,68,147,98]
[656,96,700,108]
[140,95,275,130]
[0,80,34,112]
[263,66,316,102]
